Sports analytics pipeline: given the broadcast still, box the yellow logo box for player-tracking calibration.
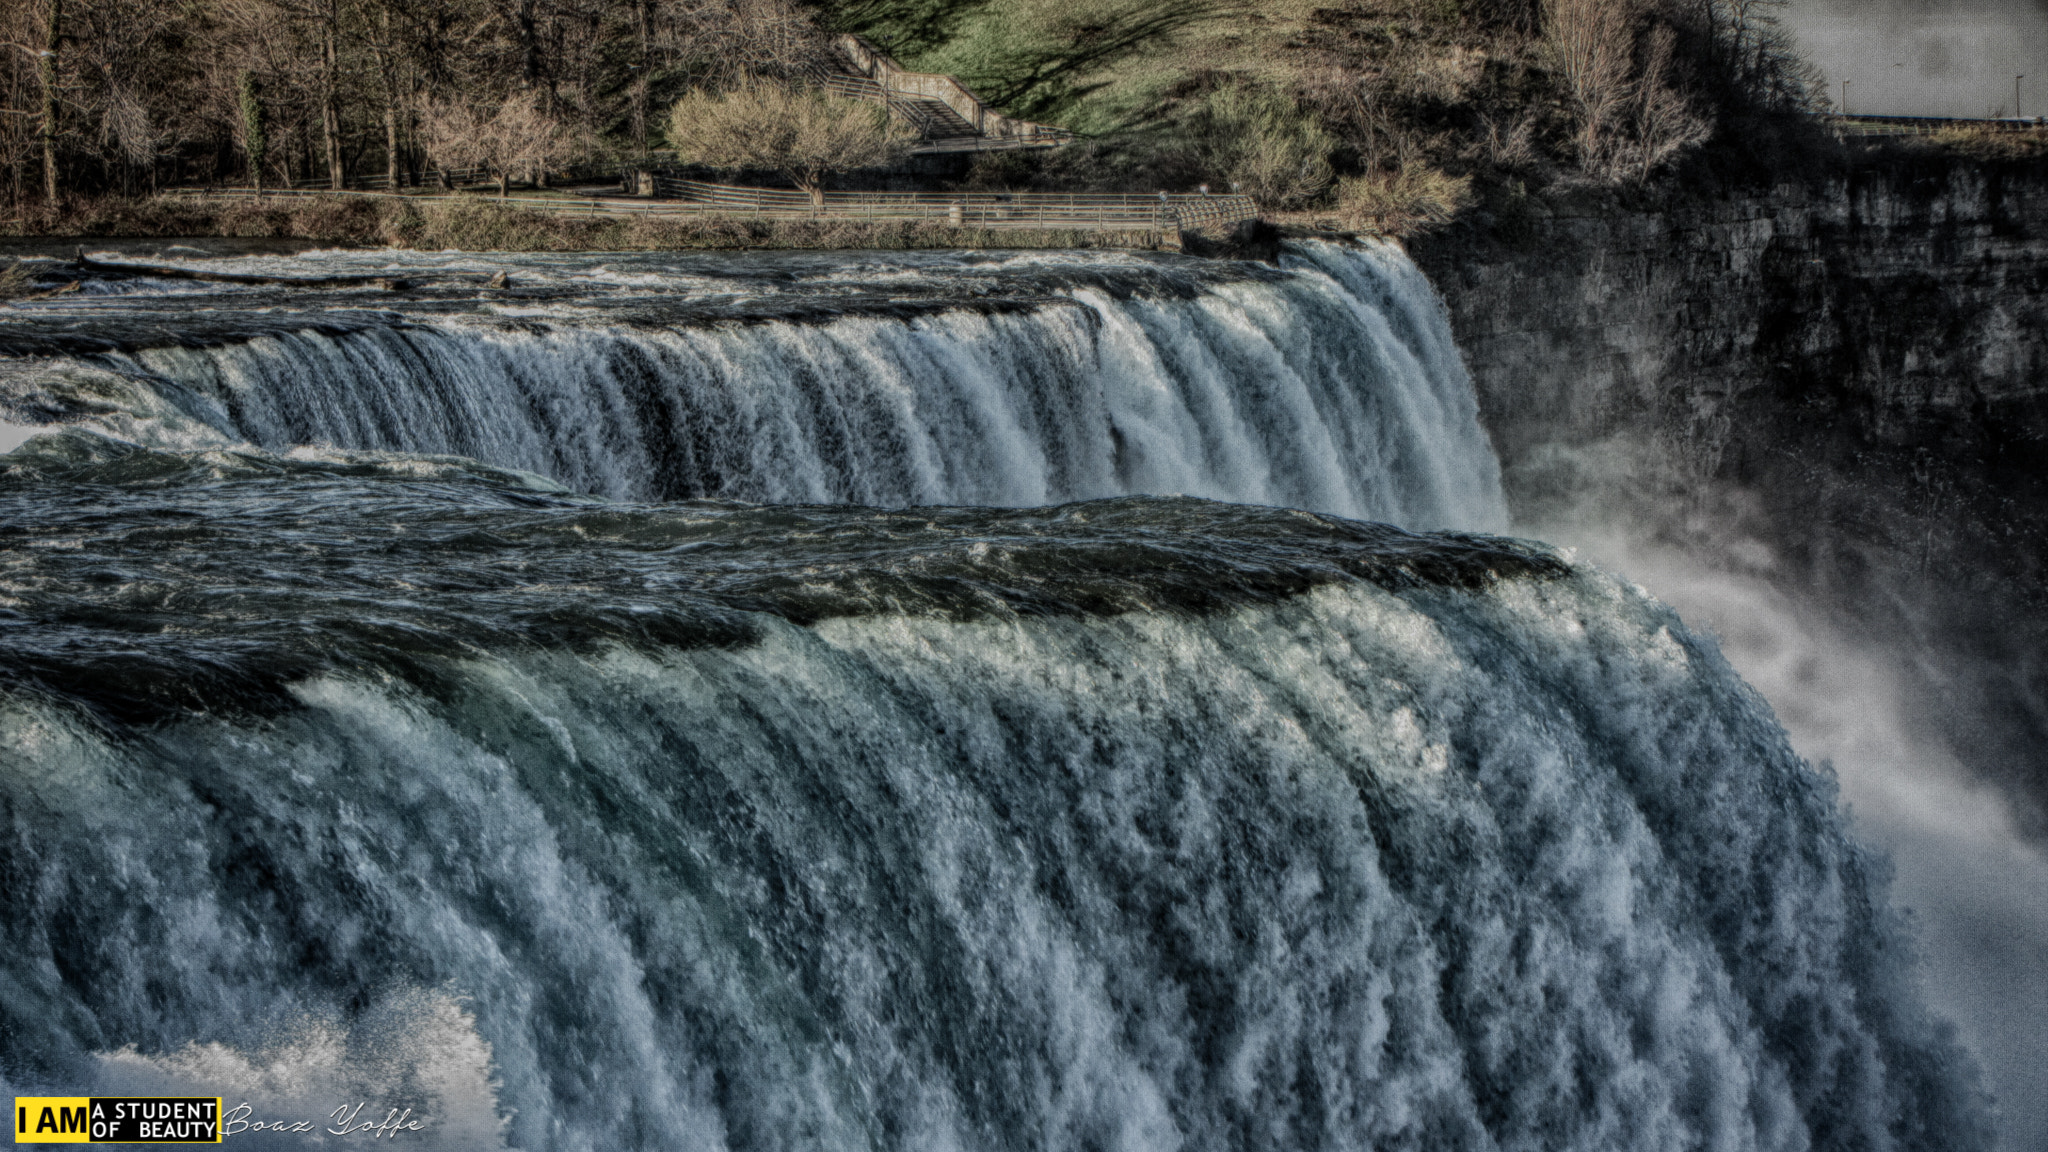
[14,1098,222,1144]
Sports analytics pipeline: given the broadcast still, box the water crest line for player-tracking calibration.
[15,242,1506,531]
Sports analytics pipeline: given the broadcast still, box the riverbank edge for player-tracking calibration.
[2,195,1179,253]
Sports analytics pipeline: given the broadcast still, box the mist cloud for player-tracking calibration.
[1786,0,2048,115]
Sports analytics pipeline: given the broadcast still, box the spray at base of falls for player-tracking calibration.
[1540,513,2048,1152]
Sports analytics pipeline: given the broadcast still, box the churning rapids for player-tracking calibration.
[0,241,1989,1152]
[0,244,1501,527]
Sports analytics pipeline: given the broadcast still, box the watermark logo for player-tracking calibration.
[14,1097,429,1143]
[14,1097,222,1143]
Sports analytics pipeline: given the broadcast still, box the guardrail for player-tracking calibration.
[1824,113,2048,137]
[166,179,1260,234]
[834,34,1072,146]
[652,177,1256,230]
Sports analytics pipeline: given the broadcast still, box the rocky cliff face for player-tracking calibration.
[1410,155,2048,832]
[1413,157,2048,472]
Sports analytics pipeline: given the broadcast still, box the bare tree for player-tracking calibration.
[0,0,842,205]
[420,90,587,197]
[1625,24,1710,177]
[1545,0,1717,180]
[37,0,62,201]
[1666,0,1821,113]
[366,0,404,188]
[316,0,343,188]
[208,0,356,188]
[1546,0,1637,168]
[102,87,156,190]
[0,100,32,210]
[630,0,652,155]
[666,82,898,206]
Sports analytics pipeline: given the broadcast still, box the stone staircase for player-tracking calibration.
[811,36,1072,154]
[818,73,975,137]
[893,96,981,139]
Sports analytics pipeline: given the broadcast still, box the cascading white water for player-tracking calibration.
[0,241,1992,1152]
[0,547,1989,1152]
[1532,510,2048,1151]
[54,242,1505,531]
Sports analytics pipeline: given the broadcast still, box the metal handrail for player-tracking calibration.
[165,179,1259,233]
[658,177,1251,209]
[1823,113,2048,137]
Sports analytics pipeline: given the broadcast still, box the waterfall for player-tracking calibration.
[0,242,1989,1151]
[0,488,1987,1152]
[21,241,1506,531]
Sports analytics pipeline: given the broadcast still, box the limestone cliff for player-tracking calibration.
[1410,155,2048,831]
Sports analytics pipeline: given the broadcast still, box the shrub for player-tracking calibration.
[1923,125,2048,162]
[1336,165,1474,233]
[419,93,591,198]
[666,83,901,206]
[1190,84,1337,209]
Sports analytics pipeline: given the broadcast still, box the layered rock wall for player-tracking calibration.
[1411,159,2048,469]
[1408,156,2048,828]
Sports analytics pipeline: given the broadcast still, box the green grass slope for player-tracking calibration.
[814,0,1845,231]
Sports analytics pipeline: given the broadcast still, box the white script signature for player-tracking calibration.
[223,1102,427,1139]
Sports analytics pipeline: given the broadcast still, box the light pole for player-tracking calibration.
[1841,78,1851,116]
[2018,75,2026,119]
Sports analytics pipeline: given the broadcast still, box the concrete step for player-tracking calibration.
[891,97,978,138]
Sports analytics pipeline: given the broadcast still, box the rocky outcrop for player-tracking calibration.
[1409,156,2048,831]
[1411,159,2048,468]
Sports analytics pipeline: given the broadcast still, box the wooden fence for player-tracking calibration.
[167,179,1261,235]
[268,163,629,192]
[650,177,1258,230]
[1824,113,2048,137]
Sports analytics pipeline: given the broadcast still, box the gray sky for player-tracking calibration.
[1783,0,2048,117]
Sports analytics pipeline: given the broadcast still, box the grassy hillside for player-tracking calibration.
[827,0,1328,135]
[817,0,1830,230]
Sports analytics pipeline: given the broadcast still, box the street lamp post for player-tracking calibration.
[1841,78,1851,116]
[2018,75,2026,120]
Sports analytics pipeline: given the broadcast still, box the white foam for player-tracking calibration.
[36,242,1506,531]
[1549,527,2048,1150]
[0,573,1984,1151]
[0,421,48,454]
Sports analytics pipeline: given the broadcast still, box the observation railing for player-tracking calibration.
[650,177,1257,230]
[165,179,1259,235]
[1824,113,2048,137]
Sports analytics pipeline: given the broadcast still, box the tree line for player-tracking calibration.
[0,0,837,206]
[0,0,1823,214]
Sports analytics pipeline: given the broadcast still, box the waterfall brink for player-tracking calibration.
[45,242,1505,530]
[0,493,1987,1152]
